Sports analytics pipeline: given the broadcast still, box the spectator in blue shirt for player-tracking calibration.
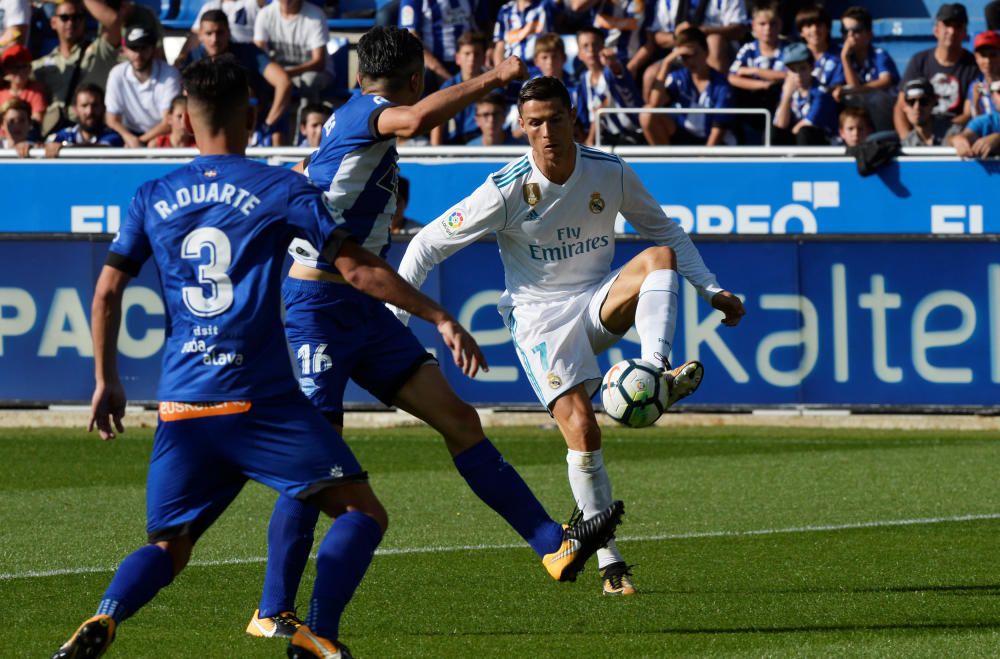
[775,41,837,144]
[430,30,489,144]
[44,83,124,157]
[966,30,1000,118]
[949,78,1000,157]
[399,0,480,83]
[834,5,899,132]
[728,0,785,142]
[795,4,842,92]
[574,26,642,145]
[643,26,733,145]
[492,0,558,67]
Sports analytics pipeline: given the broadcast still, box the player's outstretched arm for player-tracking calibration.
[325,239,488,377]
[376,56,529,139]
[89,265,131,440]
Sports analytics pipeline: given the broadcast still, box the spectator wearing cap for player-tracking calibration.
[44,83,123,156]
[0,44,46,123]
[948,79,1000,157]
[32,0,121,136]
[0,96,34,156]
[188,11,291,145]
[84,0,165,59]
[834,6,899,132]
[643,26,733,146]
[795,4,843,93]
[900,78,940,146]
[895,3,978,141]
[253,0,330,105]
[104,26,181,147]
[399,0,482,84]
[774,41,837,144]
[837,105,872,146]
[575,26,642,146]
[966,30,1000,118]
[0,0,29,49]
[431,31,489,146]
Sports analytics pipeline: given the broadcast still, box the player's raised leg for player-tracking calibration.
[600,246,705,406]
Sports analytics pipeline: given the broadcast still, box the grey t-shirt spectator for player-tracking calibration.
[105,58,181,133]
[253,1,327,68]
[901,49,978,134]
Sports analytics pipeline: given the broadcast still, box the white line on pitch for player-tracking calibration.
[4,512,1000,581]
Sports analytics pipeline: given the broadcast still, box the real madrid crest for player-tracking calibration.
[589,192,605,214]
[547,372,562,389]
[523,183,542,207]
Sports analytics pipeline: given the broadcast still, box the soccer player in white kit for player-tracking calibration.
[395,76,745,596]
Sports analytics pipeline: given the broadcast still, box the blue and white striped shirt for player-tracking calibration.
[575,66,642,134]
[399,0,478,62]
[494,0,557,63]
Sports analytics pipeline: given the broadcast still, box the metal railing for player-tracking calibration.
[596,106,774,148]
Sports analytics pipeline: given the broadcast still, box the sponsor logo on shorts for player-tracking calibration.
[442,210,465,236]
[523,183,542,207]
[548,372,562,389]
[589,192,605,214]
[329,465,344,478]
[159,400,252,421]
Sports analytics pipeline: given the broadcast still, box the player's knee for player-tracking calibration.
[156,537,193,575]
[442,401,485,447]
[562,415,602,451]
[353,499,389,534]
[639,246,676,273]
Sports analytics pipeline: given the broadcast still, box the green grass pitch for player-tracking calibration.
[5,424,1000,657]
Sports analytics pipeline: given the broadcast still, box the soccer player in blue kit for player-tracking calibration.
[246,26,625,638]
[51,56,520,659]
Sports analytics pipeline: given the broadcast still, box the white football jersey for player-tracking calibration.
[397,145,723,315]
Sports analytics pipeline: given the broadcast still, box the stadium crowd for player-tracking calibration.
[2,0,1000,157]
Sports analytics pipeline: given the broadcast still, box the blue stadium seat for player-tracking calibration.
[160,0,204,30]
[824,0,990,19]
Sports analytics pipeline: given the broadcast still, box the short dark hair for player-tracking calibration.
[477,91,507,112]
[357,26,424,92]
[456,31,489,51]
[751,0,779,17]
[74,82,105,105]
[839,105,873,130]
[182,55,249,133]
[300,103,330,124]
[169,94,187,112]
[841,6,872,31]
[575,26,604,41]
[200,9,229,27]
[795,4,831,29]
[517,76,572,113]
[675,26,708,52]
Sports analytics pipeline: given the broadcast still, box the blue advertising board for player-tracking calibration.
[1,236,997,408]
[0,157,997,235]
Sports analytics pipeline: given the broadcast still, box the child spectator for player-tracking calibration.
[834,5,899,132]
[948,79,1000,157]
[44,83,123,156]
[151,95,195,147]
[568,0,651,77]
[967,30,1000,118]
[0,97,34,156]
[899,78,940,145]
[466,93,522,144]
[728,1,786,141]
[297,102,327,147]
[895,3,978,141]
[774,41,836,144]
[795,4,842,92]
[431,31,488,145]
[493,0,558,66]
[642,26,733,145]
[0,44,46,124]
[530,33,573,85]
[837,105,872,146]
[574,26,642,145]
[105,27,181,147]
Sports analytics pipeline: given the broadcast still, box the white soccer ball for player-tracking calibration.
[600,358,668,428]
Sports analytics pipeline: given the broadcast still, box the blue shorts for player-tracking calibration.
[282,278,435,414]
[146,390,365,542]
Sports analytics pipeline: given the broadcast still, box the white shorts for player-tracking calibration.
[502,269,625,409]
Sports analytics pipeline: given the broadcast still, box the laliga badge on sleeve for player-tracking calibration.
[523,182,541,207]
[589,192,605,214]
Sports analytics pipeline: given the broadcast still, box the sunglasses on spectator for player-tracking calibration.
[905,97,932,106]
[56,13,86,21]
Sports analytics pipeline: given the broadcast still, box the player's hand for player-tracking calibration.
[494,56,529,85]
[88,380,127,440]
[436,318,489,378]
[711,290,745,327]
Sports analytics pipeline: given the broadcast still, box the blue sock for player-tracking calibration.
[454,438,564,557]
[259,494,321,618]
[97,544,175,623]
[306,511,383,640]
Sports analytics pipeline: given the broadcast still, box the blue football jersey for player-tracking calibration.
[109,154,340,401]
[289,93,399,273]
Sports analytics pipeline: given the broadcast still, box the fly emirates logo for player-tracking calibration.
[528,226,610,262]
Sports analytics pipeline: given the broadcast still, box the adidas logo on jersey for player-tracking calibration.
[522,209,541,223]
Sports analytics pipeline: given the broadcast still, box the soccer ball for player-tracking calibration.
[600,358,668,428]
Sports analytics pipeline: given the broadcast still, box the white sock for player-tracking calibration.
[566,449,624,569]
[635,269,680,366]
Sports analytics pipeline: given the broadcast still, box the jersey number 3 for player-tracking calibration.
[181,227,234,318]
